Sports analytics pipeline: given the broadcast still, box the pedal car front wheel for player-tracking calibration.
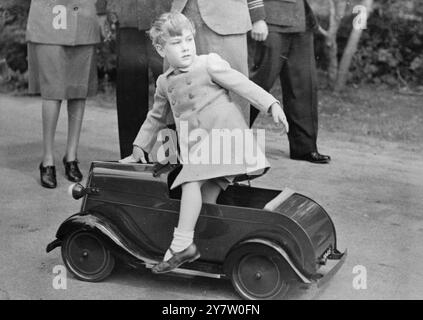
[61,230,115,282]
[228,243,291,300]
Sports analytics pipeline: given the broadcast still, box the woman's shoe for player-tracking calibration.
[39,163,57,188]
[63,156,83,182]
[152,243,200,274]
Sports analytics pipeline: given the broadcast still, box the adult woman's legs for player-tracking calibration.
[66,99,86,161]
[61,98,86,183]
[42,99,61,166]
[40,99,61,188]
[42,98,86,164]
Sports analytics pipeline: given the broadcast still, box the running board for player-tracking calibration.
[145,263,225,279]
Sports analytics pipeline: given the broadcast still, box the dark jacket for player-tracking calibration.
[258,0,318,31]
[26,0,102,45]
[172,0,253,35]
[97,0,172,30]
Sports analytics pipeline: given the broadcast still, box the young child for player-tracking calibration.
[121,12,289,273]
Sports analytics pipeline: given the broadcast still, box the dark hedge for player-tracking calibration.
[1,0,422,90]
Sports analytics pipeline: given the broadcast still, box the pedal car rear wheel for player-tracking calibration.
[61,230,115,282]
[228,243,290,300]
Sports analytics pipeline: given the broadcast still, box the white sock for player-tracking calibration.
[163,228,194,261]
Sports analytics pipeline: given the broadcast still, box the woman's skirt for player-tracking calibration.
[27,43,97,100]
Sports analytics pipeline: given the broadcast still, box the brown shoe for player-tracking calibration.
[152,243,200,274]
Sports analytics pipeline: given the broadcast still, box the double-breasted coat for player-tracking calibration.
[254,0,318,33]
[133,53,279,189]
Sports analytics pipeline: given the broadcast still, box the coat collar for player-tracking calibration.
[164,55,199,78]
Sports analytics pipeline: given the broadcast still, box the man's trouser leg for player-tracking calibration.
[248,32,286,126]
[280,31,318,158]
[116,28,163,158]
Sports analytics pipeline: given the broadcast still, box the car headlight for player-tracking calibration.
[68,183,85,200]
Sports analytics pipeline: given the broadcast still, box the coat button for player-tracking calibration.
[74,6,79,11]
[174,111,180,117]
[168,87,173,93]
[171,100,176,105]
[188,93,194,99]
[186,79,192,85]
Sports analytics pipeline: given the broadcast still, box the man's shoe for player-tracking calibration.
[152,243,200,274]
[63,157,83,182]
[291,152,331,164]
[39,163,57,188]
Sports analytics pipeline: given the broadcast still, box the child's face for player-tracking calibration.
[156,28,196,69]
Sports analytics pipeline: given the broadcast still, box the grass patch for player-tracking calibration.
[254,82,423,144]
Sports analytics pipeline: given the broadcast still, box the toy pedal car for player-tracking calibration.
[46,161,346,300]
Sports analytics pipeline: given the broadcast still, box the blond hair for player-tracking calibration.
[149,11,196,46]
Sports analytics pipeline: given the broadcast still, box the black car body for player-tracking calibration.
[47,161,346,299]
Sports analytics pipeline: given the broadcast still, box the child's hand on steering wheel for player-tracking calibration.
[119,145,148,163]
[270,102,289,134]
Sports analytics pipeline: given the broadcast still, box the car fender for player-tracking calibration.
[53,212,157,265]
[224,238,312,284]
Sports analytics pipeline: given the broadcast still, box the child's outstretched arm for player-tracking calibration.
[206,53,289,132]
[120,76,171,163]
